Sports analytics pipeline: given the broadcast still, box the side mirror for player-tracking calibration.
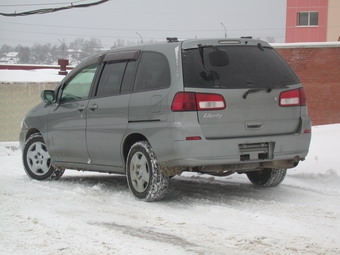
[41,90,56,103]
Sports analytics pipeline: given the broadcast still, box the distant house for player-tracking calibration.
[0,52,19,64]
[286,0,340,42]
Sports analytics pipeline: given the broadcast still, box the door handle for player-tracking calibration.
[89,104,98,111]
[77,105,86,112]
[245,121,263,130]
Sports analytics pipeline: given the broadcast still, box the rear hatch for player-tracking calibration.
[181,39,305,139]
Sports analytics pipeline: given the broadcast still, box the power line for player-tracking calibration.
[0,0,109,17]
[0,1,87,7]
[0,20,286,33]
[0,27,138,38]
[0,27,285,41]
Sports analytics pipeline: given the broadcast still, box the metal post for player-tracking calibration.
[136,32,143,44]
[220,22,227,38]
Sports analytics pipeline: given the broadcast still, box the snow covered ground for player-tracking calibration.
[1,124,340,255]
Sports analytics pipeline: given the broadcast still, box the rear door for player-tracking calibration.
[182,43,303,139]
[86,51,139,168]
[128,51,171,122]
[196,88,302,139]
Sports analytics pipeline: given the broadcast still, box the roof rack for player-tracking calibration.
[166,37,179,43]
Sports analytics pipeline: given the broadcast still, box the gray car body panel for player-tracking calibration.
[20,38,311,175]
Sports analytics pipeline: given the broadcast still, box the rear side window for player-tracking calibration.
[134,52,171,92]
[182,46,299,89]
[121,61,137,93]
[96,61,127,97]
[95,60,136,97]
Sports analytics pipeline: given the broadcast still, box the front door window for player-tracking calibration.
[61,64,97,102]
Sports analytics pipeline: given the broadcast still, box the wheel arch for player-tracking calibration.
[122,133,148,165]
[25,128,42,141]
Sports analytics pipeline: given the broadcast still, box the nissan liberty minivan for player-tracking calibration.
[20,38,311,201]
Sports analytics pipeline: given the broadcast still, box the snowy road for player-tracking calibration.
[1,125,340,255]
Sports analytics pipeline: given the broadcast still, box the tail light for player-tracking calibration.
[171,92,226,111]
[279,88,307,107]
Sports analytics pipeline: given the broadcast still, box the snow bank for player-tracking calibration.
[293,124,340,177]
[0,69,64,82]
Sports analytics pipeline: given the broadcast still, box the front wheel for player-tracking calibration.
[23,134,64,181]
[126,141,169,202]
[246,168,287,187]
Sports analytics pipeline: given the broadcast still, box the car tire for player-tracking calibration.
[23,134,64,181]
[126,141,169,202]
[246,168,287,187]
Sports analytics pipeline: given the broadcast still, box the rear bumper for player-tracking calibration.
[162,132,311,169]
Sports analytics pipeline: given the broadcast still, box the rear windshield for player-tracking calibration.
[182,45,299,89]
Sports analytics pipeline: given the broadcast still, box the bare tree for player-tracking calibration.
[1,37,104,65]
[16,46,31,63]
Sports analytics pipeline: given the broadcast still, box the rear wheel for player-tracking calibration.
[126,141,169,202]
[246,168,287,187]
[23,134,64,180]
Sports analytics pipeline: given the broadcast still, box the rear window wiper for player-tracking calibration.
[197,44,219,83]
[197,44,213,67]
[243,88,272,99]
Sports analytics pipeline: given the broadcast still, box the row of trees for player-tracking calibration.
[0,38,122,65]
[1,36,275,66]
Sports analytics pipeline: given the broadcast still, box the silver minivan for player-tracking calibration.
[20,38,311,201]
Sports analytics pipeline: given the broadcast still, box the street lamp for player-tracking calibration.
[136,32,143,44]
[220,22,227,38]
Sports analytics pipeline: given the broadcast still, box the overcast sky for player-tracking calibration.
[0,0,287,48]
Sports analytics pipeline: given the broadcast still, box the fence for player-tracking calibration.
[0,82,58,141]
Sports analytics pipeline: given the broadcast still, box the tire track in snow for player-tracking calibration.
[88,221,204,254]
